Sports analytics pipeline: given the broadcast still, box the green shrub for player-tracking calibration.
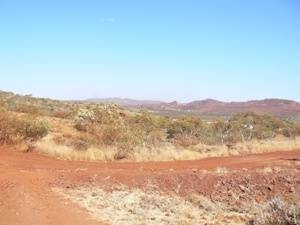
[17,117,49,140]
[202,121,227,145]
[166,116,204,139]
[0,111,49,144]
[74,105,143,152]
[173,132,199,147]
[129,111,167,147]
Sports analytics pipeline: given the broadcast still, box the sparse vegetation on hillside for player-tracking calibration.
[0,90,299,160]
[74,107,298,148]
[0,90,77,119]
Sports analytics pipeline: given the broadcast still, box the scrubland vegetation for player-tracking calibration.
[1,91,299,225]
[0,90,299,160]
[251,197,300,225]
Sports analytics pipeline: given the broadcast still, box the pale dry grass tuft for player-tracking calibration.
[252,197,300,225]
[36,135,117,161]
[215,167,230,174]
[255,167,274,174]
[53,185,248,225]
[132,144,202,162]
[191,137,300,159]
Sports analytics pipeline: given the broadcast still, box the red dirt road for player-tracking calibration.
[0,147,299,225]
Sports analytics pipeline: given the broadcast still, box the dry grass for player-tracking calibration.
[53,185,248,225]
[190,137,300,159]
[214,167,231,174]
[33,114,300,162]
[131,144,202,161]
[251,197,300,225]
[36,116,205,161]
[36,135,117,161]
[36,136,203,162]
[35,133,300,162]
[2,90,300,159]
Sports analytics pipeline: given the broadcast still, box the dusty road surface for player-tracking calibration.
[0,147,299,225]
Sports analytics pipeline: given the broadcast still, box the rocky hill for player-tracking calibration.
[89,98,300,118]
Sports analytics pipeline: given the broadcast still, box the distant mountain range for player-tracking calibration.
[1,89,299,119]
[87,98,300,117]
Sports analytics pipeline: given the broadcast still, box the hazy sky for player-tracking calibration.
[0,0,299,102]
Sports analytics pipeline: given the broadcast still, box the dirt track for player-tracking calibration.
[0,147,299,225]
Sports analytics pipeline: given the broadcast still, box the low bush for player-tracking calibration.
[17,117,49,140]
[173,132,199,147]
[144,130,167,147]
[250,197,300,225]
[129,111,167,147]
[0,111,49,145]
[74,105,143,151]
[166,116,204,139]
[72,140,89,151]
[0,111,20,144]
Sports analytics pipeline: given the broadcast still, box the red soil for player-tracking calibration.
[0,147,299,225]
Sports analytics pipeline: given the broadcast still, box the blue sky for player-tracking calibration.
[0,0,299,102]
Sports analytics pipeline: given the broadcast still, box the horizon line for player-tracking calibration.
[1,89,299,104]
